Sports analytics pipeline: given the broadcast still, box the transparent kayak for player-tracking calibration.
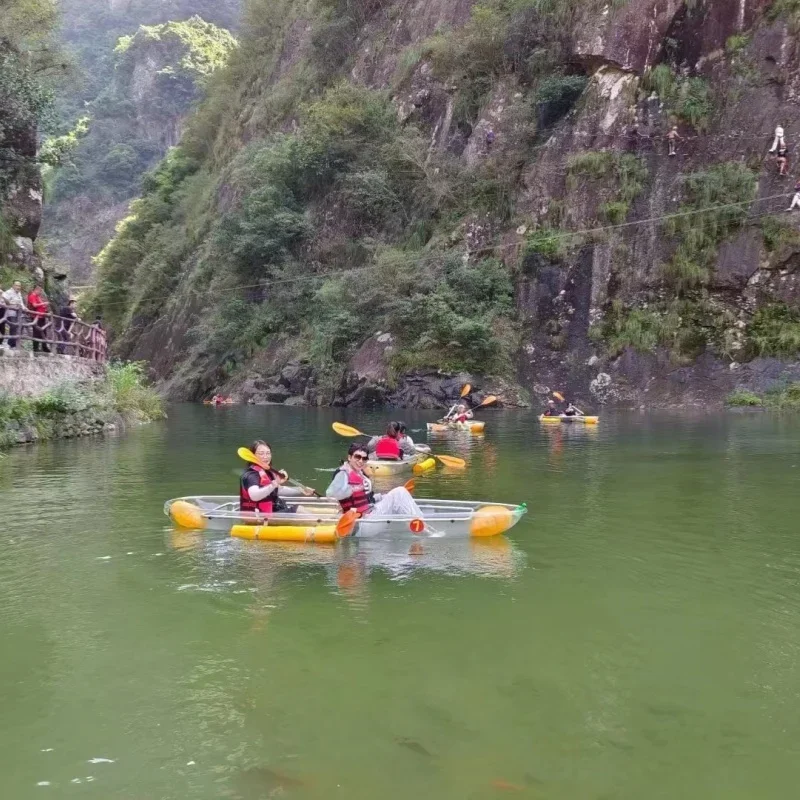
[538,414,599,425]
[426,420,485,433]
[165,496,527,540]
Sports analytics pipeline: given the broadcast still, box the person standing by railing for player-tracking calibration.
[57,297,80,355]
[27,285,51,354]
[90,316,106,362]
[1,280,27,350]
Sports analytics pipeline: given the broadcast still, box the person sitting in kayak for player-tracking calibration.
[397,421,430,454]
[445,403,473,423]
[563,403,583,417]
[543,400,559,417]
[367,422,415,460]
[326,444,424,518]
[240,440,314,513]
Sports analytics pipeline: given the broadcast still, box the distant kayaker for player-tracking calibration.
[443,403,471,423]
[239,440,314,514]
[563,403,583,417]
[367,422,415,460]
[543,400,559,417]
[326,443,424,517]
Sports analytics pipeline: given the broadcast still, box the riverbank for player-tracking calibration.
[0,362,165,448]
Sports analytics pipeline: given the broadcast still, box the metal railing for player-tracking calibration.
[0,303,107,362]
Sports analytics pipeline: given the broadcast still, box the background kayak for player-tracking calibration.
[538,415,599,425]
[426,421,486,433]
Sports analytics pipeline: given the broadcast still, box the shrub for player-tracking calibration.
[726,389,763,406]
[760,215,800,253]
[765,381,800,408]
[106,361,165,420]
[642,65,714,130]
[746,304,800,357]
[662,162,756,292]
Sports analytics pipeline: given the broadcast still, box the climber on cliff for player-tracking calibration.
[770,125,786,154]
[786,178,800,211]
[776,142,790,176]
[667,125,682,157]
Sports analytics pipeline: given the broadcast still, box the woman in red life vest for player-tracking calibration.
[27,284,51,354]
[239,440,314,514]
[366,421,416,460]
[326,443,424,519]
[445,403,473,423]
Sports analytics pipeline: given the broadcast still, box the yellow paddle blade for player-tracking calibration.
[460,383,472,398]
[237,446,260,465]
[336,509,360,538]
[478,395,498,408]
[332,422,364,437]
[434,454,466,469]
[553,391,565,402]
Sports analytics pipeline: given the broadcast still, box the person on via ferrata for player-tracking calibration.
[667,125,681,156]
[786,178,800,212]
[770,125,786,153]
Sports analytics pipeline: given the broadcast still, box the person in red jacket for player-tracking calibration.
[366,422,417,461]
[27,285,51,353]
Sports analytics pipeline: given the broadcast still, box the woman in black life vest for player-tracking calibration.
[326,443,424,518]
[239,440,314,514]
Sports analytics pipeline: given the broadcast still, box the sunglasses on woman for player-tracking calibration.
[352,454,368,461]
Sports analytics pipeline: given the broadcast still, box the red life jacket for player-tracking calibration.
[456,414,469,423]
[239,464,279,513]
[338,469,373,515]
[374,435,401,460]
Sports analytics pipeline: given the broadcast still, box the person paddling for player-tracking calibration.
[543,399,559,417]
[367,421,415,460]
[326,444,424,518]
[239,440,314,514]
[563,402,584,417]
[444,403,473,423]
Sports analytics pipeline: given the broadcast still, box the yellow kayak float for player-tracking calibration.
[364,453,436,477]
[426,420,485,434]
[538,414,599,425]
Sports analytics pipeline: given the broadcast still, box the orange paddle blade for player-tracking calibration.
[553,391,565,402]
[434,454,466,469]
[460,383,472,397]
[404,479,416,494]
[477,394,497,408]
[336,509,360,538]
[332,422,364,437]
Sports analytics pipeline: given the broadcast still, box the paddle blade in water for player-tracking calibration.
[460,383,472,398]
[332,422,364,437]
[553,391,565,402]
[336,509,360,538]
[434,454,466,469]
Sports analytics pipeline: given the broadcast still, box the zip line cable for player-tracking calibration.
[89,190,796,311]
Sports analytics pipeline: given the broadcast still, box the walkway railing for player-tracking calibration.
[0,303,107,363]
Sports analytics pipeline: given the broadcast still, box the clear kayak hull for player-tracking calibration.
[364,453,435,476]
[165,496,527,540]
[426,421,485,433]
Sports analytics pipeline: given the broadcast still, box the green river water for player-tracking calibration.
[2,405,800,799]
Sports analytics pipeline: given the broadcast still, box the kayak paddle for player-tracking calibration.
[553,391,565,402]
[336,509,359,538]
[475,394,497,409]
[237,447,320,497]
[330,423,466,469]
[460,383,472,398]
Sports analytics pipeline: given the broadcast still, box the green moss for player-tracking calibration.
[759,215,800,253]
[567,150,648,221]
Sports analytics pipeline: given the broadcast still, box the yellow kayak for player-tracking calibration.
[539,414,599,425]
[364,454,436,477]
[426,420,485,434]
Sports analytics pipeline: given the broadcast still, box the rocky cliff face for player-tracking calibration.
[92,0,800,409]
[41,1,240,281]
